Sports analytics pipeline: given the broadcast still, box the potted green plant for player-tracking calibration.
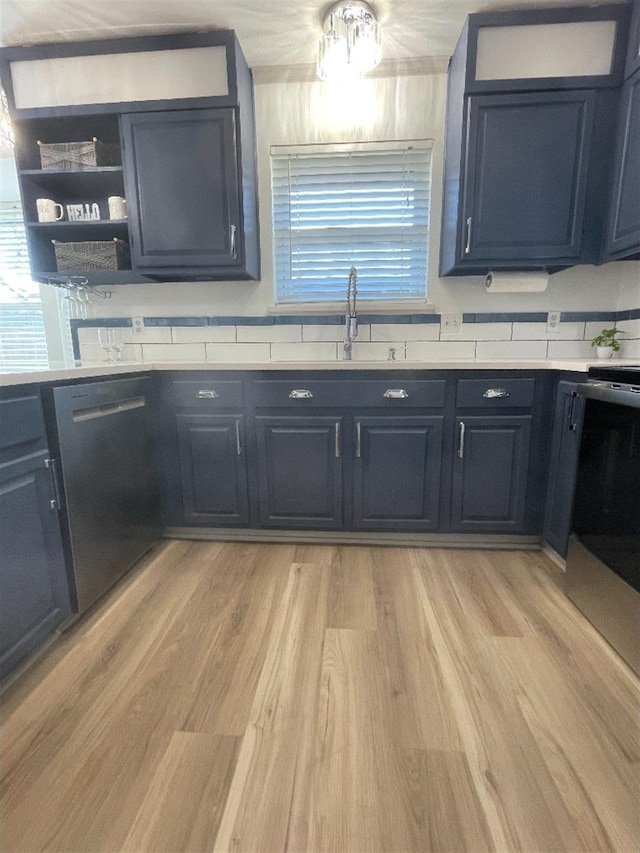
[591,327,624,359]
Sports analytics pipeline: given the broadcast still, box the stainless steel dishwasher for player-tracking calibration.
[51,375,161,613]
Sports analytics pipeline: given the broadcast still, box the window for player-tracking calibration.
[0,202,49,370]
[272,140,432,304]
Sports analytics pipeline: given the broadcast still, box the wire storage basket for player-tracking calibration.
[52,238,130,272]
[38,137,117,170]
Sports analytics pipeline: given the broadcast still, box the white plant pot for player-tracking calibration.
[596,346,614,359]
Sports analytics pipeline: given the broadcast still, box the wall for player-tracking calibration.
[86,69,638,322]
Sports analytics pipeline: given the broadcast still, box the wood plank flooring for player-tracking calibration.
[2,541,638,853]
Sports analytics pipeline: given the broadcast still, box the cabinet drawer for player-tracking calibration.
[456,378,535,408]
[0,392,46,451]
[171,380,244,409]
[253,379,446,408]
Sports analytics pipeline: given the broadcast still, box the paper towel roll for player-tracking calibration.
[485,271,549,293]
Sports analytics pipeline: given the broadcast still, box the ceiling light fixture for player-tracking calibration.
[317,1,382,82]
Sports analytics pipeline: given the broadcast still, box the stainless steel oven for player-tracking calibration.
[566,365,640,674]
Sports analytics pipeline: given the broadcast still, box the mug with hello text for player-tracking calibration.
[108,196,127,220]
[36,198,64,222]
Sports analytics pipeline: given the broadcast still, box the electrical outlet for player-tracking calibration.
[547,311,561,334]
[441,312,462,335]
[131,316,145,336]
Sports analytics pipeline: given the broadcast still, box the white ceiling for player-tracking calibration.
[0,0,621,67]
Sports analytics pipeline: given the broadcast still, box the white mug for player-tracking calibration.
[108,196,127,220]
[37,198,64,222]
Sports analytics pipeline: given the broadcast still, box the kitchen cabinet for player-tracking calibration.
[543,381,585,557]
[255,415,343,529]
[0,30,259,284]
[176,414,249,526]
[352,416,444,532]
[460,91,595,264]
[603,69,640,261]
[440,4,630,277]
[451,416,532,533]
[0,390,71,681]
[122,108,250,277]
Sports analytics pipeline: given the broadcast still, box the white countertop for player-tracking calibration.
[2,358,638,387]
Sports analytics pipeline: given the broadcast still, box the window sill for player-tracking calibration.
[268,301,436,316]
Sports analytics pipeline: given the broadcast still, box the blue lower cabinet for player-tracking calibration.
[451,415,532,533]
[352,416,444,531]
[176,414,249,526]
[0,450,71,680]
[543,382,585,557]
[255,416,343,529]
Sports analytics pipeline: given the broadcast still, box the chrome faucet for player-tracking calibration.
[343,266,358,360]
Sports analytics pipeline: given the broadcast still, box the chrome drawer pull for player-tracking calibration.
[383,389,409,399]
[289,389,313,399]
[197,389,219,399]
[335,422,341,458]
[235,420,243,456]
[483,388,510,399]
[356,421,362,458]
[458,421,466,459]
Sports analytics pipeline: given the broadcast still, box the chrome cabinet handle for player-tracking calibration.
[483,388,510,399]
[230,224,237,259]
[288,389,313,399]
[197,389,219,399]
[335,422,340,458]
[356,421,362,458]
[44,457,62,510]
[383,389,409,399]
[235,420,243,456]
[458,422,466,459]
[464,217,472,254]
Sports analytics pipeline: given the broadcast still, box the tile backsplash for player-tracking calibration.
[72,310,640,363]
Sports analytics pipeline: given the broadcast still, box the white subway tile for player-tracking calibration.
[442,322,512,341]
[476,340,547,360]
[123,326,171,344]
[546,341,594,359]
[370,323,440,342]
[205,343,270,363]
[270,342,337,361]
[142,343,206,362]
[512,322,585,340]
[237,325,301,343]
[615,318,640,339]
[77,327,100,345]
[302,324,371,342]
[620,338,640,358]
[171,326,235,343]
[80,343,143,363]
[351,342,404,361]
[406,341,477,360]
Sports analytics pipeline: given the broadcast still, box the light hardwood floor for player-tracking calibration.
[2,541,638,852]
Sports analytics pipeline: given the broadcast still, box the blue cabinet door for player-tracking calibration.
[255,416,343,529]
[543,382,585,557]
[604,70,640,260]
[451,416,532,533]
[0,451,71,680]
[352,416,444,532]
[122,109,241,271]
[462,91,594,262]
[176,415,249,526]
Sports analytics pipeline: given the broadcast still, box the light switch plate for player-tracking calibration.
[547,311,561,334]
[441,312,462,334]
[131,317,144,336]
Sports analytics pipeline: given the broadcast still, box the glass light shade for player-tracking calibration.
[316,1,382,82]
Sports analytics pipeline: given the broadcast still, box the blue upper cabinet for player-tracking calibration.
[122,109,247,276]
[440,4,632,277]
[603,69,640,261]
[0,31,260,283]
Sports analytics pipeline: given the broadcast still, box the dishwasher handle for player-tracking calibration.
[72,396,146,423]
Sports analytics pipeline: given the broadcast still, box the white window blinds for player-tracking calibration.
[0,203,48,370]
[272,141,432,303]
